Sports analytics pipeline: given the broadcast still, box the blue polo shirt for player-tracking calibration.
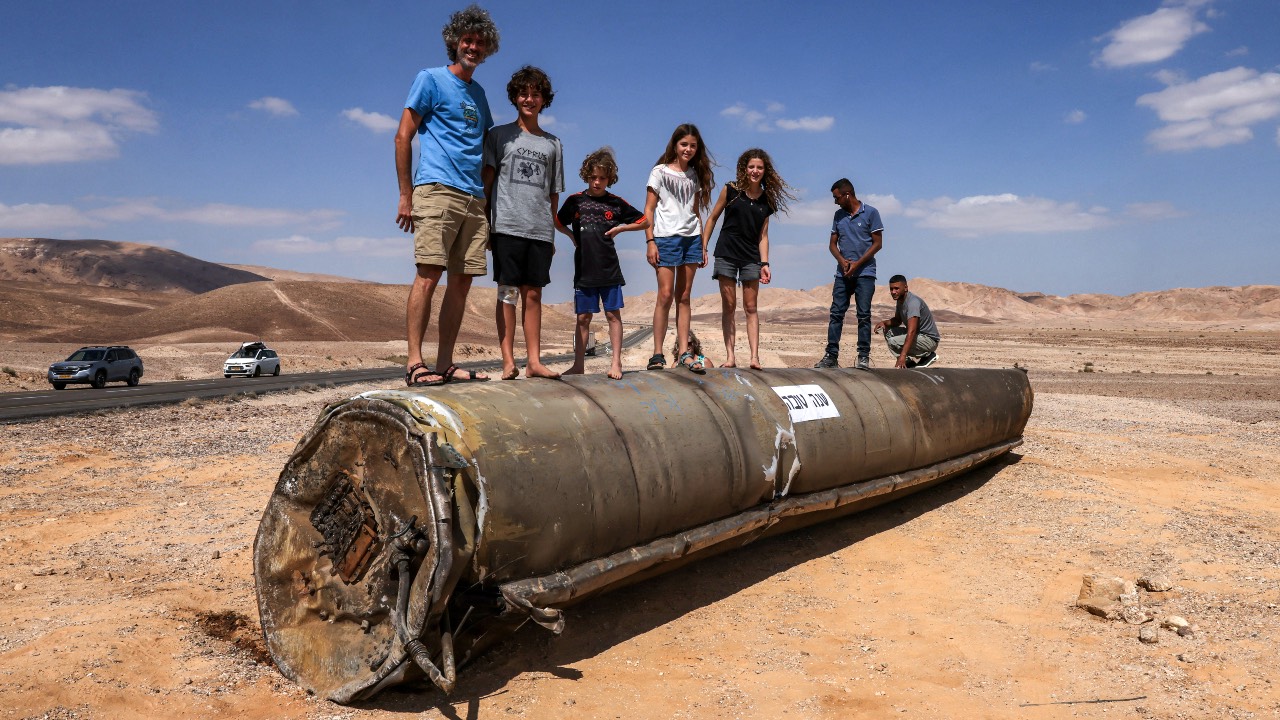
[832,203,884,279]
[405,66,493,198]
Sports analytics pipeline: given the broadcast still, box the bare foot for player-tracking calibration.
[526,364,561,380]
[501,365,520,381]
[563,364,585,375]
[607,367,623,380]
[749,358,763,371]
[721,362,737,368]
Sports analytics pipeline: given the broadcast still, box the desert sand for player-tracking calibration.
[2,317,1278,720]
[2,239,1278,717]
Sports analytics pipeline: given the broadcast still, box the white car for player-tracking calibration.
[224,341,281,378]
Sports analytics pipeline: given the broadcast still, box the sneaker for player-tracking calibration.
[814,355,839,369]
[855,355,870,370]
[915,351,938,368]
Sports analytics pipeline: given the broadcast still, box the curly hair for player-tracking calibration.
[674,330,704,359]
[655,123,714,212]
[441,5,500,63]
[579,147,619,186]
[506,65,554,109]
[733,148,796,215]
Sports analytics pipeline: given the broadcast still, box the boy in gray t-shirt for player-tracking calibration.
[481,66,566,380]
[874,274,942,368]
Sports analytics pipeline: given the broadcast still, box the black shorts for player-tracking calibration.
[490,233,554,288]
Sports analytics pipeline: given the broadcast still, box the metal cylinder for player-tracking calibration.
[253,366,1032,702]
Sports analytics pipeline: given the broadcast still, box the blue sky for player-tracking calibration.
[2,0,1277,303]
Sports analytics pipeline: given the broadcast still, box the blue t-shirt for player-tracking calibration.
[832,203,884,279]
[404,66,493,197]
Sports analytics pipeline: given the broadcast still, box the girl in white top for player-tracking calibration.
[644,123,715,373]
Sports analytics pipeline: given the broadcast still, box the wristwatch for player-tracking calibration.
[760,262,770,267]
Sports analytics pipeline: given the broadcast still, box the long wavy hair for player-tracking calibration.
[732,148,796,215]
[442,5,500,62]
[655,123,714,212]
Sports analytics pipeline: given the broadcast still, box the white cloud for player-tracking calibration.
[0,202,95,229]
[248,96,298,117]
[1137,66,1280,150]
[0,86,156,165]
[539,113,557,128]
[1125,201,1186,219]
[774,192,901,228]
[904,194,1112,237]
[1065,109,1088,124]
[1030,61,1056,73]
[1225,45,1248,57]
[775,116,836,132]
[1095,1,1211,68]
[251,234,407,257]
[332,235,407,257]
[342,107,398,133]
[864,194,903,215]
[720,102,835,133]
[1,196,346,233]
[251,235,330,254]
[165,203,344,229]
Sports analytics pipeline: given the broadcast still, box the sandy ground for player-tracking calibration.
[2,321,1278,719]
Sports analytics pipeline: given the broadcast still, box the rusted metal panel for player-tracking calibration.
[253,367,1032,702]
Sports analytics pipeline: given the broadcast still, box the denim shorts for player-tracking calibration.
[712,258,762,284]
[653,235,701,267]
[574,285,624,314]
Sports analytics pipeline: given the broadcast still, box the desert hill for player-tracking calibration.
[223,264,375,283]
[0,279,175,339]
[0,238,269,294]
[30,280,578,345]
[3,238,1278,344]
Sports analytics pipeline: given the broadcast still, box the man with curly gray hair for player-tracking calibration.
[395,5,501,386]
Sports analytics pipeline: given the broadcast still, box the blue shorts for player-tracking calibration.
[574,285,624,314]
[654,235,701,267]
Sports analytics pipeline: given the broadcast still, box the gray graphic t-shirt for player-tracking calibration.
[483,123,565,243]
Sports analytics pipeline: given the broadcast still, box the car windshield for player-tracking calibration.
[66,349,105,362]
[230,345,265,359]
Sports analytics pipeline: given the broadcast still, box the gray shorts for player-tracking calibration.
[712,258,762,284]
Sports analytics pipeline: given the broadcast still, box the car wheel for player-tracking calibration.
[92,371,107,389]
[272,364,280,376]
[127,369,140,387]
[253,365,262,378]
[224,374,232,379]
[52,382,66,390]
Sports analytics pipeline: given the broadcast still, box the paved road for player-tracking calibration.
[0,326,654,423]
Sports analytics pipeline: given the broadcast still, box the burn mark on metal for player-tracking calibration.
[256,367,1033,703]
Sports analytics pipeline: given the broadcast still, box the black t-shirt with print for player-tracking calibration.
[713,184,774,265]
[557,191,645,288]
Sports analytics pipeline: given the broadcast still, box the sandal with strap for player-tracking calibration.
[441,364,490,383]
[679,351,706,375]
[406,362,444,387]
[646,354,667,371]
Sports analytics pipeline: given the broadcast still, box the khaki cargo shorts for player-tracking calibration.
[412,183,489,275]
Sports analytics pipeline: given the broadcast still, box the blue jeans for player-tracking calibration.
[826,275,875,359]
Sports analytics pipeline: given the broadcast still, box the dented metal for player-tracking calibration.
[253,366,1033,702]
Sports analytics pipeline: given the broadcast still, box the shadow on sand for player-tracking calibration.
[356,454,1021,718]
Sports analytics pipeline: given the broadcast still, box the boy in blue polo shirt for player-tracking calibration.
[557,147,650,379]
[815,178,883,370]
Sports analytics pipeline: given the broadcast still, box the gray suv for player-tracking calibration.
[48,346,144,390]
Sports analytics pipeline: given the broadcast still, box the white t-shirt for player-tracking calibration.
[646,164,702,237]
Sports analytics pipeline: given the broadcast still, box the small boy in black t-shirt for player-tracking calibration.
[556,147,650,379]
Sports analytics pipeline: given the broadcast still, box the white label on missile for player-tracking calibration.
[771,384,840,423]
